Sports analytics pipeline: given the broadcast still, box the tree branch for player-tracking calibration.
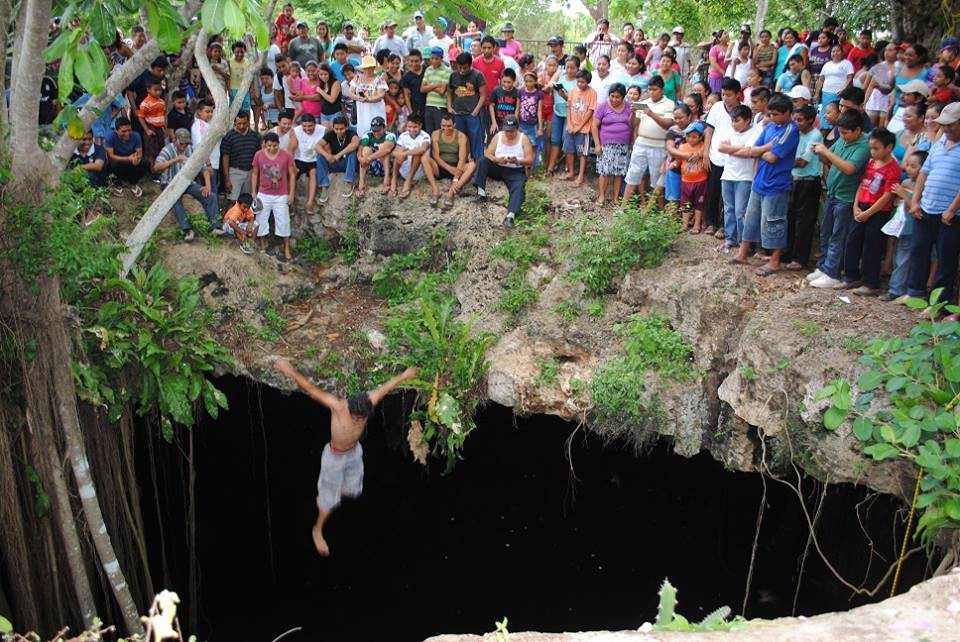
[9,0,52,164]
[0,0,12,154]
[120,30,261,275]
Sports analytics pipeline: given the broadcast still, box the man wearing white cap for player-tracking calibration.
[405,12,434,53]
[373,19,409,58]
[334,21,367,57]
[906,101,960,304]
[669,26,692,87]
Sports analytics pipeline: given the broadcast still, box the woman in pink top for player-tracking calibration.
[500,23,522,60]
[708,31,730,94]
[297,61,323,118]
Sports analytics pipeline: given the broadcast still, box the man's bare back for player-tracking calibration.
[273,357,418,555]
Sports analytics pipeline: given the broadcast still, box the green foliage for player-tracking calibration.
[337,211,362,265]
[568,201,683,295]
[297,235,334,266]
[0,615,11,635]
[497,270,539,322]
[536,356,560,386]
[587,299,605,318]
[3,170,230,435]
[651,578,749,632]
[24,466,51,518]
[818,290,960,544]
[258,305,287,343]
[372,230,463,304]
[553,300,581,322]
[492,191,552,322]
[591,314,695,428]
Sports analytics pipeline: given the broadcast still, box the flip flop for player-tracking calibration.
[429,194,440,206]
[399,189,411,200]
[729,257,750,265]
[443,195,454,209]
[755,265,780,277]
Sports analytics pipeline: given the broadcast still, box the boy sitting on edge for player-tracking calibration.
[841,127,900,295]
[272,357,417,556]
[222,193,260,254]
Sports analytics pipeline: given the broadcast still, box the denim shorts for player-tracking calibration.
[519,122,540,147]
[743,190,790,249]
[563,130,590,155]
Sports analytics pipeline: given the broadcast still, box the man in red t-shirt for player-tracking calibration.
[842,128,900,295]
[251,131,297,260]
[846,29,875,72]
[472,35,504,141]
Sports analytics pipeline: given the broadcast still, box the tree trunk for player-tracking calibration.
[586,0,610,22]
[754,0,770,35]
[891,0,960,46]
[121,31,261,275]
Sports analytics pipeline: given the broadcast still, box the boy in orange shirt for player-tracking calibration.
[138,79,167,167]
[222,193,259,254]
[672,121,709,232]
[564,69,597,185]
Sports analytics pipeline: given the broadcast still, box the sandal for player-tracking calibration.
[784,261,805,271]
[729,257,750,265]
[429,193,440,206]
[714,229,725,239]
[443,194,455,209]
[399,189,411,200]
[342,188,354,198]
[131,185,143,198]
[755,264,780,277]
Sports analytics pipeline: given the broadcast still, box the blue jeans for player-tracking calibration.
[907,212,960,302]
[474,159,526,215]
[888,234,913,296]
[316,153,358,188]
[550,113,567,146]
[743,190,790,249]
[816,197,853,279]
[455,113,484,161]
[519,123,541,169]
[171,181,219,231]
[843,206,891,288]
[721,180,751,244]
[665,170,681,202]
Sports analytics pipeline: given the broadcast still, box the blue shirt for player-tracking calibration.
[753,120,799,195]
[105,130,143,156]
[920,138,960,215]
[330,60,346,83]
[792,128,823,178]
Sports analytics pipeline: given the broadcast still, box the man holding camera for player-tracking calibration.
[584,18,620,69]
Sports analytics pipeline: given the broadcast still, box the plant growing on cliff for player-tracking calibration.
[590,314,695,432]
[645,578,749,632]
[818,290,960,544]
[492,191,552,322]
[568,200,683,295]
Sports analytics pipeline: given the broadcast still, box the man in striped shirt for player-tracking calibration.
[153,129,221,242]
[907,102,960,303]
[220,111,262,207]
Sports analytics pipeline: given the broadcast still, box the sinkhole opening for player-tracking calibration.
[140,375,927,641]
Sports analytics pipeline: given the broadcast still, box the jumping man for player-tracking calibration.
[272,358,418,556]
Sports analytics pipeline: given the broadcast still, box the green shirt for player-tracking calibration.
[826,133,870,202]
[360,131,397,151]
[423,64,451,109]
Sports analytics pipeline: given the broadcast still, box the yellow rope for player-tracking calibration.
[890,467,924,598]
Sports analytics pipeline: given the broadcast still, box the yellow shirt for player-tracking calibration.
[228,58,251,91]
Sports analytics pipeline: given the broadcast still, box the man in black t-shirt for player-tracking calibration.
[70,132,108,187]
[126,56,169,126]
[39,68,58,125]
[316,115,361,199]
[401,49,427,120]
[166,90,193,139]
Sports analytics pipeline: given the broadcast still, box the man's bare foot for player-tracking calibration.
[312,524,330,556]
[379,182,392,194]
[574,176,585,186]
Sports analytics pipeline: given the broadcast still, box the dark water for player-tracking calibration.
[142,376,927,642]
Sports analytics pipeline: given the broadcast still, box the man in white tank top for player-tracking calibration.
[471,115,534,228]
[287,113,326,213]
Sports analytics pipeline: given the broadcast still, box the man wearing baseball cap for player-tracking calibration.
[334,20,367,57]
[373,19,409,58]
[906,101,960,304]
[422,46,451,133]
[584,17,619,68]
[547,36,567,66]
[669,25,692,87]
[472,114,534,228]
[405,11,434,53]
[428,17,454,62]
[286,21,323,69]
[357,116,397,196]
[153,128,220,242]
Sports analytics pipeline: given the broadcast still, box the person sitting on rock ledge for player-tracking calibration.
[427,112,477,208]
[272,357,418,556]
[472,114,533,228]
[356,116,397,197]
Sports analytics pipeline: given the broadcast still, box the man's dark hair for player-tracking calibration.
[300,113,316,123]
[441,111,455,123]
[236,110,250,120]
[263,131,280,143]
[147,78,163,89]
[407,113,423,125]
[115,117,132,129]
[275,54,287,64]
[648,74,664,89]
[238,193,254,205]
[941,66,957,82]
[721,77,741,94]
[171,90,186,101]
[332,114,348,126]
[575,69,591,83]
[502,68,516,80]
[839,86,865,105]
[909,149,929,165]
[279,109,293,121]
[342,63,355,73]
[731,104,752,121]
[837,109,864,131]
[151,55,169,69]
[870,127,895,148]
[751,86,771,102]
[260,67,274,77]
[481,35,497,47]
[768,93,793,113]
[788,53,804,66]
[132,25,145,35]
[793,104,818,122]
[408,49,422,59]
[824,17,839,28]
[860,29,873,37]
[348,392,373,418]
[334,42,347,52]
[232,40,246,50]
[455,52,472,66]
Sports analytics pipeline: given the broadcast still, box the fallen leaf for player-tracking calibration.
[407,420,429,465]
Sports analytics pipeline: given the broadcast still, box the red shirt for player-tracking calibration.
[472,56,504,105]
[846,45,875,72]
[252,149,294,196]
[856,158,901,210]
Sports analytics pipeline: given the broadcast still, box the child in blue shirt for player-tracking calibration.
[730,93,800,275]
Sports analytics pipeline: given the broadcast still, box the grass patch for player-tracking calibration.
[536,356,560,386]
[492,191,553,323]
[371,229,464,304]
[297,235,334,266]
[567,201,683,295]
[553,299,580,322]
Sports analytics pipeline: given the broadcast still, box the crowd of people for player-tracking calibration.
[55,8,960,303]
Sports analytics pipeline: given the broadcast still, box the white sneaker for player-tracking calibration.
[805,269,825,282]
[212,227,226,236]
[810,275,844,289]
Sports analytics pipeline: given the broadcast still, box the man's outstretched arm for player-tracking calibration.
[273,357,342,410]
[368,367,419,407]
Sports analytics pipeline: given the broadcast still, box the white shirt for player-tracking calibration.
[720,125,761,181]
[271,125,292,151]
[397,130,432,177]
[292,124,326,163]
[266,43,282,74]
[429,36,455,62]
[500,53,520,76]
[610,59,628,76]
[191,117,220,169]
[706,100,737,167]
[634,97,675,146]
[820,59,854,94]
[590,71,627,105]
[406,26,435,53]
[372,34,409,58]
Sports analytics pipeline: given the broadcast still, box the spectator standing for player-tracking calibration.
[402,49,427,122]
[221,111,261,207]
[348,56,387,137]
[274,4,296,51]
[500,23,522,61]
[286,23,323,70]
[783,105,823,270]
[702,78,742,237]
[373,20,410,58]
[654,53,683,103]
[668,26,692,87]
[334,21,367,59]
[847,30,875,72]
[473,36,505,138]
[715,104,761,248]
[564,70,597,185]
[707,31,730,94]
[815,45,854,110]
[191,100,221,195]
[421,47,450,133]
[429,17,455,63]
[136,79,167,167]
[623,74,674,204]
[591,82,631,207]
[449,52,487,160]
[585,18,620,69]
[405,12,435,54]
[489,69,519,134]
[250,131,297,260]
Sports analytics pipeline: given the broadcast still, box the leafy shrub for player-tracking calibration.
[492,190,552,323]
[568,201,683,295]
[496,270,539,322]
[371,229,462,304]
[819,290,960,544]
[648,578,749,632]
[297,235,334,265]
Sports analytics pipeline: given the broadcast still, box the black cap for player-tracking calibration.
[370,116,386,130]
[502,114,519,131]
[296,21,307,28]
[547,35,564,46]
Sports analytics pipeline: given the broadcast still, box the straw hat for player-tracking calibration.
[358,55,377,70]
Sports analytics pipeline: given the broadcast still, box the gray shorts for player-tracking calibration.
[227,167,251,200]
[317,443,364,511]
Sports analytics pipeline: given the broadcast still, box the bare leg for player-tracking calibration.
[454,160,476,193]
[574,155,587,185]
[623,182,638,204]
[612,176,623,206]
[312,509,331,556]
[597,175,608,206]
[306,169,317,212]
[421,157,440,195]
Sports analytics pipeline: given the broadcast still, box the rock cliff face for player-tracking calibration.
[159,175,920,502]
